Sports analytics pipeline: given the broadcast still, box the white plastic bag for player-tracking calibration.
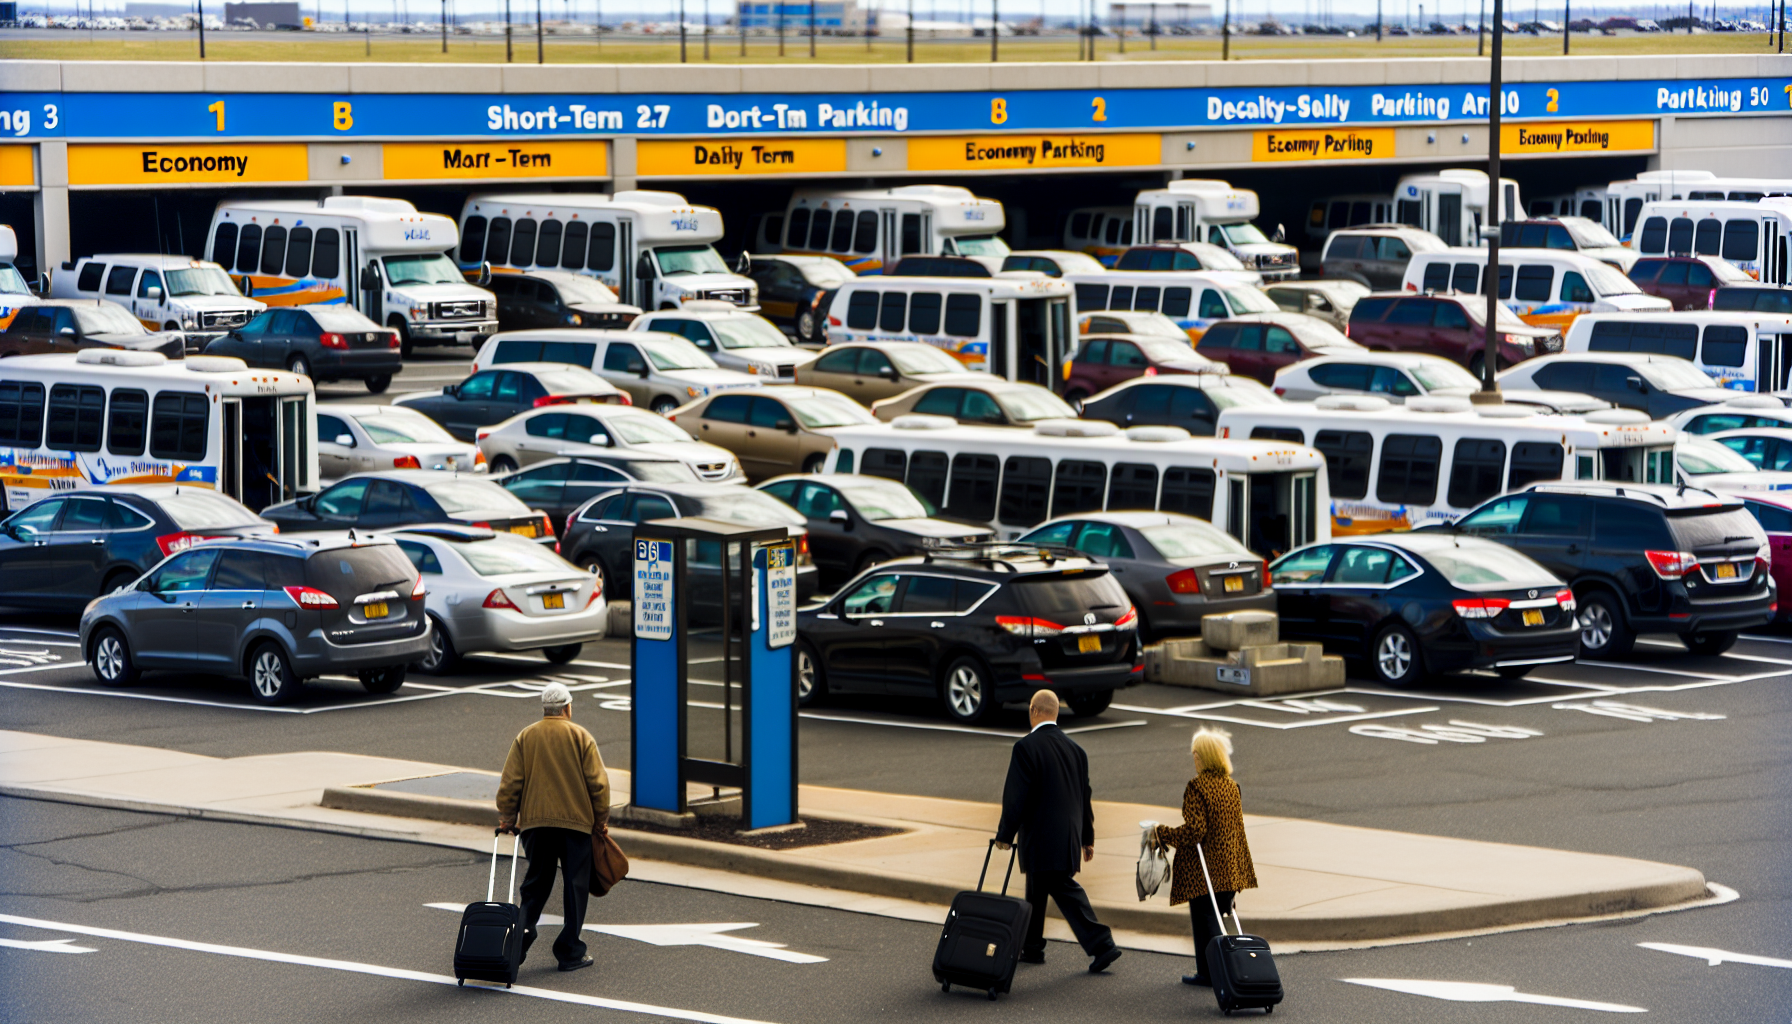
[1135,820,1170,901]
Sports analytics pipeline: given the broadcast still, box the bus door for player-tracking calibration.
[618,220,636,306]
[1765,218,1784,285]
[880,209,899,272]
[276,395,307,503]
[989,300,1011,378]
[1016,298,1048,386]
[1760,331,1792,392]
[220,399,243,504]
[1437,193,1464,246]
[1397,188,1429,231]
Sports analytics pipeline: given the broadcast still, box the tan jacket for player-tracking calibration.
[496,716,611,834]
[1155,771,1259,906]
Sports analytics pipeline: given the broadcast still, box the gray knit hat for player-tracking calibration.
[541,682,572,710]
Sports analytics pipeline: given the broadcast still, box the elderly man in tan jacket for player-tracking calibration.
[497,681,611,973]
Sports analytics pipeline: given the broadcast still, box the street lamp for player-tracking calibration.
[536,0,543,61]
[440,0,446,51]
[1479,0,1505,399]
[990,0,997,59]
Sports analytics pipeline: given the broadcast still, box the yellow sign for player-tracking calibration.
[68,143,308,186]
[636,138,846,176]
[0,146,33,188]
[383,140,608,180]
[1253,128,1396,162]
[908,133,1159,172]
[1502,119,1655,154]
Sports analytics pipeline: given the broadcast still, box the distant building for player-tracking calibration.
[223,1,302,28]
[736,0,866,33]
[1110,1,1214,27]
[124,2,193,16]
[0,1,17,25]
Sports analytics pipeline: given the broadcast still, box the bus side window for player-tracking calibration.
[1509,441,1565,489]
[1107,463,1158,510]
[845,291,878,330]
[863,448,906,482]
[998,456,1052,527]
[943,294,980,337]
[484,217,512,265]
[786,209,811,249]
[909,293,942,334]
[313,229,341,280]
[149,392,209,462]
[107,389,148,456]
[808,210,834,251]
[1451,262,1480,294]
[1694,218,1722,256]
[285,226,313,279]
[830,211,855,254]
[0,381,46,448]
[1446,438,1506,509]
[562,221,589,271]
[1514,265,1553,302]
[1133,286,1161,313]
[1723,220,1760,263]
[105,265,136,297]
[907,451,949,508]
[511,219,539,267]
[1075,284,1108,312]
[1152,207,1174,243]
[1376,434,1442,505]
[212,224,238,271]
[853,211,878,254]
[590,223,616,272]
[1162,288,1192,318]
[460,216,487,263]
[46,384,105,453]
[1159,467,1215,519]
[1313,429,1373,500]
[946,453,998,520]
[260,226,287,277]
[900,214,923,255]
[1051,460,1106,517]
[537,219,564,268]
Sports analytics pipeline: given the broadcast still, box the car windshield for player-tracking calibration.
[1678,437,1758,475]
[1421,542,1561,590]
[998,388,1078,423]
[1283,318,1353,348]
[160,491,264,530]
[552,276,619,305]
[1225,289,1280,315]
[356,411,456,444]
[1585,261,1644,296]
[426,479,532,514]
[620,460,700,482]
[163,266,241,297]
[654,244,729,277]
[451,536,576,576]
[1189,244,1247,271]
[834,477,933,520]
[0,265,31,295]
[1125,314,1195,340]
[787,394,877,428]
[1139,520,1250,561]
[1710,260,1756,284]
[1206,378,1282,409]
[641,337,717,370]
[886,344,967,375]
[382,253,464,286]
[610,413,694,445]
[1565,220,1623,248]
[1465,300,1534,330]
[712,317,793,350]
[73,305,146,334]
[536,367,615,395]
[1218,223,1272,246]
[796,259,854,288]
[951,234,1010,257]
[309,308,380,332]
[1640,360,1719,390]
[1410,361,1482,390]
[692,490,805,527]
[1137,338,1200,362]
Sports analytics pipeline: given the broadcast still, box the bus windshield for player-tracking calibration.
[74,305,147,335]
[0,265,34,296]
[1586,261,1644,296]
[1217,222,1272,246]
[383,253,465,286]
[952,235,1011,257]
[654,245,729,277]
[164,267,242,297]
[712,317,793,350]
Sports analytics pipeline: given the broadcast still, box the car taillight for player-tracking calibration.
[1645,550,1699,580]
[393,455,421,469]
[283,585,339,609]
[1166,568,1202,594]
[476,429,493,442]
[1554,587,1576,612]
[483,588,518,610]
[1405,282,1418,291]
[997,615,1065,637]
[475,450,487,466]
[155,532,198,556]
[566,511,579,537]
[470,521,490,529]
[1452,596,1511,619]
[541,513,555,538]
[1343,323,1350,338]
[319,332,348,349]
[1708,288,1717,308]
[1143,365,1158,376]
[587,580,604,606]
[1273,386,1286,396]
[828,315,841,327]
[1115,606,1138,629]
[411,576,427,598]
[387,331,401,348]
[616,392,633,406]
[797,534,812,566]
[534,394,575,408]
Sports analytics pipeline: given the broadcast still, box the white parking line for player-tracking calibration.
[0,628,80,638]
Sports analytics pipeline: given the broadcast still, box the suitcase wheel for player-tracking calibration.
[941,983,950,993]
[1265,1007,1273,1015]
[457,980,464,987]
[987,989,997,1001]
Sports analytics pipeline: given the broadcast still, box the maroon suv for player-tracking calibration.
[1627,256,1755,310]
[1193,313,1361,385]
[1345,293,1561,375]
[1061,333,1219,405]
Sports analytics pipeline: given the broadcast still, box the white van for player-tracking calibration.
[1391,169,1522,248]
[1633,199,1792,285]
[1066,270,1282,340]
[1062,206,1135,265]
[1214,396,1678,534]
[1603,170,1717,242]
[1402,246,1670,331]
[52,255,264,343]
[1563,310,1792,393]
[1131,180,1300,280]
[1528,189,1606,222]
[0,225,40,330]
[757,185,1009,275]
[1304,194,1396,244]
[459,191,758,312]
[823,415,1329,556]
[823,273,1071,384]
[207,196,498,355]
[0,349,317,513]
[472,329,761,415]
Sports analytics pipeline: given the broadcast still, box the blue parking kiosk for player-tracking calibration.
[630,518,798,831]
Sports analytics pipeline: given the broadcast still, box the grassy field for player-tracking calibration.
[0,29,1783,63]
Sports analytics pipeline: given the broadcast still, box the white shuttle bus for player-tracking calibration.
[759,185,1009,274]
[0,225,41,330]
[1392,169,1522,248]
[0,350,317,514]
[1131,180,1300,279]
[207,196,498,354]
[1214,396,1677,535]
[822,415,1328,557]
[1563,310,1792,393]
[1632,199,1792,284]
[1065,269,1281,340]
[823,273,1072,384]
[459,191,758,311]
[1062,206,1136,265]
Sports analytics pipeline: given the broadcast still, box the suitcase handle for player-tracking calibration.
[1194,842,1244,936]
[487,832,522,904]
[978,838,1019,896]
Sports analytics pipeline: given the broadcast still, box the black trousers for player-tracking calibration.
[518,826,594,964]
[1190,890,1236,979]
[1023,869,1115,958]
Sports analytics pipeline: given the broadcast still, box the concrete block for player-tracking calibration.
[1382,59,1444,85]
[0,61,62,93]
[741,65,869,93]
[62,61,204,92]
[615,64,739,93]
[1300,60,1386,86]
[206,62,346,93]
[349,63,501,93]
[1204,60,1306,88]
[1095,61,1207,89]
[503,64,617,93]
[1201,610,1277,651]
[867,63,991,92]
[1437,58,1491,84]
[992,62,1102,91]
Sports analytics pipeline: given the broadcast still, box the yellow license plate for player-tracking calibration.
[1522,608,1544,626]
[1223,576,1244,593]
[363,602,388,619]
[511,524,538,538]
[1077,634,1101,653]
[1716,562,1737,579]
[542,592,565,610]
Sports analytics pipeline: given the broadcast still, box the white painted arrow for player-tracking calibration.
[427,905,826,964]
[1640,942,1792,970]
[1340,978,1646,1013]
[0,936,97,953]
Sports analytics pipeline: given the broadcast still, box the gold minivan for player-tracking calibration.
[669,385,876,480]
[794,340,978,406]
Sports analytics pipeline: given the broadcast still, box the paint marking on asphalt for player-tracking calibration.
[0,913,783,1024]
[792,710,1145,737]
[476,652,629,671]
[1110,703,1440,731]
[0,677,468,714]
[1339,978,1646,1012]
[0,935,96,953]
[0,628,80,638]
[1639,942,1792,970]
[1574,660,1736,680]
[426,906,828,963]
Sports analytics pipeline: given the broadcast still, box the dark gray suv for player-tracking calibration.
[79,535,429,704]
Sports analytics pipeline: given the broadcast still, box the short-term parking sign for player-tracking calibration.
[765,542,796,649]
[634,539,675,641]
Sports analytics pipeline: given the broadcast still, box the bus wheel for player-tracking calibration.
[365,374,392,394]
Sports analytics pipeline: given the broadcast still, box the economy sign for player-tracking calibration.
[908,133,1159,171]
[67,143,308,185]
[1252,127,1396,162]
[1499,119,1654,154]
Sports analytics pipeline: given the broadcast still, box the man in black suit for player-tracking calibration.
[996,690,1122,973]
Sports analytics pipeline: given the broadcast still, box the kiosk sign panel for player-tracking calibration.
[634,539,675,641]
[765,542,796,650]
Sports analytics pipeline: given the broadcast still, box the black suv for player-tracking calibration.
[755,473,993,586]
[795,545,1142,725]
[1450,483,1773,658]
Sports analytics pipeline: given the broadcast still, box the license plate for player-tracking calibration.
[1522,608,1544,627]
[1077,634,1101,654]
[1223,576,1244,593]
[363,601,388,619]
[1716,562,1737,579]
[511,524,538,538]
[542,592,565,610]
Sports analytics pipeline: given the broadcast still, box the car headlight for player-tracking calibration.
[409,306,428,320]
[686,385,707,398]
[180,316,197,330]
[567,312,583,326]
[921,536,946,548]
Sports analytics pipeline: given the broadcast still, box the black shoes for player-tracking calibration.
[1089,947,1123,974]
[1019,951,1047,965]
[1183,973,1212,987]
[558,956,594,972]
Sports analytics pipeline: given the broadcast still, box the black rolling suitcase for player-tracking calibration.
[1197,843,1283,1016]
[455,832,526,988]
[933,839,1032,1001]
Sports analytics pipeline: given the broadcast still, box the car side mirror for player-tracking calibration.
[334,433,355,446]
[364,262,382,289]
[828,508,850,525]
[630,362,649,377]
[880,366,899,380]
[1626,375,1646,392]
[735,251,751,274]
[145,286,163,302]
[58,327,76,336]
[477,261,493,287]
[6,524,32,542]
[776,418,796,433]
[444,384,460,397]
[1273,223,1288,243]
[636,254,656,281]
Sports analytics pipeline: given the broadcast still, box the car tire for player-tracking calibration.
[580,556,611,598]
[802,453,826,474]
[248,642,301,705]
[365,374,392,394]
[651,396,679,416]
[1576,589,1635,659]
[416,615,459,675]
[489,455,518,475]
[91,627,139,687]
[796,641,826,706]
[1683,629,1739,656]
[1068,689,1113,717]
[1370,623,1424,688]
[941,656,997,725]
[1064,389,1089,414]
[358,664,406,694]
[796,310,817,343]
[542,644,582,664]
[287,354,310,378]
[391,318,414,357]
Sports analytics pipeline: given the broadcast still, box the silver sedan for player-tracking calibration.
[317,404,485,482]
[478,403,743,483]
[388,525,606,675]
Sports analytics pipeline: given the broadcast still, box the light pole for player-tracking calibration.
[1562,0,1568,51]
[680,0,688,60]
[1376,0,1381,38]
[1477,0,1483,51]
[808,0,815,57]
[505,0,512,60]
[703,0,709,58]
[197,0,206,56]
[536,0,543,61]
[1480,0,1504,399]
[907,0,914,58]
[1223,0,1231,56]
[440,0,446,50]
[990,0,997,58]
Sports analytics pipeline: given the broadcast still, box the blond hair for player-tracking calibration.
[1191,728,1233,777]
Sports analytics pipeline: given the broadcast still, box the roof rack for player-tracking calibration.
[921,542,1088,572]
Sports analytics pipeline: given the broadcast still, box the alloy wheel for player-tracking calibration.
[95,636,124,681]
[422,630,447,672]
[1377,630,1413,680]
[1579,603,1613,650]
[253,650,285,699]
[947,665,983,717]
[796,649,815,701]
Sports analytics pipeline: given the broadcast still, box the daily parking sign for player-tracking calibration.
[764,542,796,650]
[634,539,674,641]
